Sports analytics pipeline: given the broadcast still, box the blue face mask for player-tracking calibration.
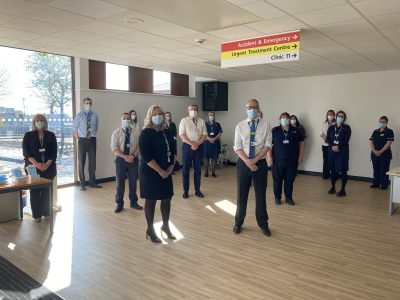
[380,122,387,129]
[280,118,289,126]
[209,116,215,122]
[85,104,91,111]
[247,109,258,120]
[152,115,164,125]
[336,116,344,124]
[121,120,130,128]
[35,121,44,130]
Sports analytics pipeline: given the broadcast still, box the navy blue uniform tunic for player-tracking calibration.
[203,121,223,160]
[326,123,352,173]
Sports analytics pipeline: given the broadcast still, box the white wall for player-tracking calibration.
[214,70,400,178]
[75,58,201,180]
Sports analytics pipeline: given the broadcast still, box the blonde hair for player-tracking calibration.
[31,114,48,131]
[143,105,167,130]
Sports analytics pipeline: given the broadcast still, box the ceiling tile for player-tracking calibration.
[352,0,400,17]
[240,1,286,19]
[31,36,82,48]
[23,7,92,27]
[1,17,63,34]
[266,0,346,14]
[295,4,360,26]
[0,13,16,25]
[150,39,191,50]
[317,18,374,36]
[174,46,215,56]
[224,0,259,5]
[100,49,139,58]
[208,25,263,40]
[0,0,42,15]
[91,38,136,49]
[71,43,117,54]
[50,29,106,43]
[0,27,41,41]
[245,16,308,35]
[0,37,26,47]
[369,12,400,29]
[332,29,382,44]
[143,23,199,38]
[100,10,169,31]
[74,21,134,37]
[122,44,165,55]
[48,0,127,18]
[115,30,165,44]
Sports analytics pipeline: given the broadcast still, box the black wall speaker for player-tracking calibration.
[202,81,228,111]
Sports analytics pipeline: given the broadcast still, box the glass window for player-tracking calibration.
[106,63,129,91]
[0,46,74,185]
[153,70,171,94]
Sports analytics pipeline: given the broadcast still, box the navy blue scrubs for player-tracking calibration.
[326,123,351,174]
[271,125,304,201]
[370,127,394,188]
[203,121,223,160]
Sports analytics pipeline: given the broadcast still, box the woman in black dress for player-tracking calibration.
[139,105,176,243]
[203,112,223,177]
[22,114,57,222]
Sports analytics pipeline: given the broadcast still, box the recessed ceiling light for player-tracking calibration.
[125,18,144,24]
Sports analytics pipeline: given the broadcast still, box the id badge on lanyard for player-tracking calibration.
[283,130,289,144]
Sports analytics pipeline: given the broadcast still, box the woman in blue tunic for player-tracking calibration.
[139,105,176,243]
[326,110,352,197]
[203,112,223,177]
[369,116,394,190]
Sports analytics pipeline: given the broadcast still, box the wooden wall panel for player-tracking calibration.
[129,66,153,93]
[88,60,105,90]
[171,73,189,96]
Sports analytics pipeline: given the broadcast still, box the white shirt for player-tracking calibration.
[110,125,140,155]
[179,116,207,143]
[320,121,331,146]
[233,118,272,159]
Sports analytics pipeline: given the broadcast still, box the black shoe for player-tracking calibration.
[380,186,388,190]
[261,226,271,237]
[146,230,162,243]
[328,188,336,194]
[114,206,123,213]
[183,192,189,199]
[131,203,143,210]
[233,225,242,234]
[322,176,330,180]
[337,190,346,197]
[90,184,102,188]
[161,225,176,240]
[286,199,295,205]
[204,172,209,177]
[212,173,217,177]
[275,198,282,205]
[80,185,86,191]
[370,184,379,188]
[195,191,204,198]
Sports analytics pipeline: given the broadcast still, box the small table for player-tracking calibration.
[0,177,54,234]
[386,167,400,215]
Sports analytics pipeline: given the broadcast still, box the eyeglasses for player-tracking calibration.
[246,106,258,110]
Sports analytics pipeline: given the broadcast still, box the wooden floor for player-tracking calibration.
[1,166,400,300]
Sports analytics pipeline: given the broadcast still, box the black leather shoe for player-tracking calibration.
[233,225,241,234]
[114,206,123,213]
[328,188,336,194]
[90,184,102,188]
[286,199,295,205]
[380,186,388,190]
[183,192,189,199]
[131,203,143,210]
[212,173,217,177]
[275,198,282,205]
[161,225,176,240]
[195,191,204,198]
[80,185,86,191]
[146,230,162,243]
[261,226,271,237]
[370,184,379,188]
[337,190,346,197]
[204,172,209,177]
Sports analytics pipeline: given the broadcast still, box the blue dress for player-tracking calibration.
[203,122,223,160]
[327,123,352,173]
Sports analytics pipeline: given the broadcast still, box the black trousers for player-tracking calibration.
[30,187,50,219]
[371,156,391,188]
[272,159,297,200]
[115,157,139,207]
[322,145,330,179]
[78,137,97,186]
[235,158,268,228]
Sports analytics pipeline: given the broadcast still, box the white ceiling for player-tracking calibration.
[1,0,400,81]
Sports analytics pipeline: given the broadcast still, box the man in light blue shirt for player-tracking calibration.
[73,97,101,191]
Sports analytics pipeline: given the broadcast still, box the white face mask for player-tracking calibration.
[35,121,45,130]
[131,114,136,121]
[189,110,197,118]
[121,120,130,128]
